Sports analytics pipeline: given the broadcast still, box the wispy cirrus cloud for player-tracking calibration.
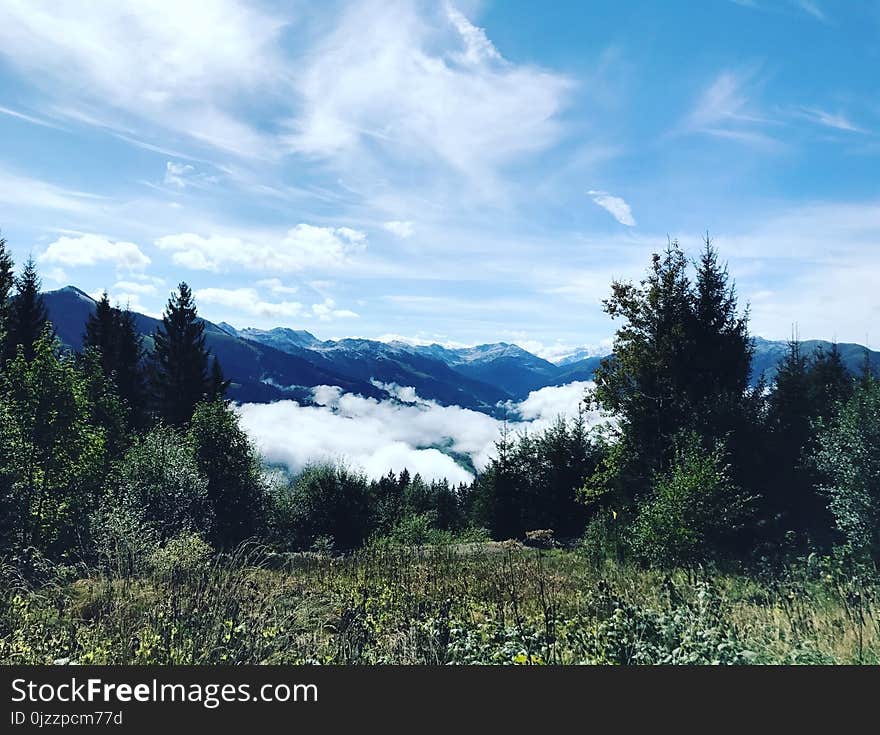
[680,70,779,148]
[728,0,827,21]
[0,104,65,130]
[0,0,287,157]
[0,168,104,215]
[283,0,573,194]
[796,107,867,134]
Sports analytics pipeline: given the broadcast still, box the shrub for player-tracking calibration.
[629,433,750,569]
[189,402,269,548]
[116,426,211,542]
[91,500,159,577]
[389,513,436,545]
[271,464,370,551]
[0,331,107,558]
[579,509,627,565]
[582,580,749,665]
[148,532,213,578]
[813,380,880,560]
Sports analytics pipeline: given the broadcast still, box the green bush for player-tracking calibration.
[629,433,750,569]
[579,508,627,565]
[581,580,749,665]
[116,426,211,542]
[148,532,213,578]
[91,500,158,577]
[814,380,880,560]
[270,464,370,551]
[189,401,269,548]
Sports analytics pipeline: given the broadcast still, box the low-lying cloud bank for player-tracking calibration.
[238,382,599,484]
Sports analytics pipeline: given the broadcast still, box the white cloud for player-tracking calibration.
[0,104,65,130]
[512,339,610,364]
[511,382,591,421]
[375,334,470,349]
[284,1,571,187]
[257,278,298,295]
[794,0,825,21]
[798,107,866,133]
[311,298,359,321]
[0,168,103,214]
[194,286,356,322]
[382,220,415,239]
[682,70,776,148]
[90,288,150,315]
[238,381,598,483]
[112,280,157,295]
[164,161,195,188]
[444,2,502,65]
[587,190,636,226]
[714,199,880,342]
[729,0,827,20]
[0,0,286,157]
[155,224,367,273]
[44,267,68,284]
[195,287,304,319]
[39,233,151,270]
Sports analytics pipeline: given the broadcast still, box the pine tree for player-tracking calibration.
[764,338,822,541]
[189,401,267,548]
[84,292,117,375]
[859,346,875,387]
[0,237,13,358]
[808,342,852,420]
[5,256,50,362]
[115,307,146,428]
[84,294,147,429]
[207,355,229,401]
[591,241,698,496]
[587,239,756,533]
[691,237,753,418]
[151,283,213,426]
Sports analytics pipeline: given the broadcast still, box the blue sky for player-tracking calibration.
[0,0,878,359]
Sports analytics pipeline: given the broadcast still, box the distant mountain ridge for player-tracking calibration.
[43,287,879,416]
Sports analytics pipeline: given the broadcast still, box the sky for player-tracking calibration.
[0,0,879,360]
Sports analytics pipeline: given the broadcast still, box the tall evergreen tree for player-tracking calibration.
[115,307,147,427]
[764,338,812,532]
[765,339,855,545]
[151,283,213,426]
[690,237,753,422]
[585,240,756,529]
[84,292,117,374]
[83,295,146,428]
[590,242,695,496]
[808,342,852,419]
[0,236,13,358]
[5,256,49,362]
[207,355,229,402]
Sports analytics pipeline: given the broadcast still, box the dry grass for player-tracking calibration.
[1,544,877,665]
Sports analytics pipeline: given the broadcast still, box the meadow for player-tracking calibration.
[2,541,877,666]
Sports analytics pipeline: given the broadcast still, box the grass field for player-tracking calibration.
[2,541,878,665]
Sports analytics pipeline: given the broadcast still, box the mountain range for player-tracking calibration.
[43,286,877,417]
